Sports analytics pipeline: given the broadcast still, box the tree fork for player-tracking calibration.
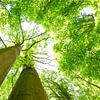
[0,44,21,85]
[8,67,48,100]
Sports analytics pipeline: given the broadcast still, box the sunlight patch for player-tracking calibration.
[81,7,95,16]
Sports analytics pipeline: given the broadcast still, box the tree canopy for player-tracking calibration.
[0,0,100,99]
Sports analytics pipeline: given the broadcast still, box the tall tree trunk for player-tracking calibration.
[8,67,48,100]
[0,44,21,85]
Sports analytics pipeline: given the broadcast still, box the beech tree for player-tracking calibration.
[0,44,20,85]
[8,67,48,100]
[0,0,100,100]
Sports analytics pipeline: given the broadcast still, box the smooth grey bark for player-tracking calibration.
[8,67,48,100]
[0,44,20,85]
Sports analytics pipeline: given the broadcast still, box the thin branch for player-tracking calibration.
[22,38,48,51]
[33,52,48,55]
[33,55,54,65]
[0,2,11,16]
[34,59,52,64]
[76,75,100,89]
[24,31,47,41]
[0,37,7,48]
[46,79,71,99]
[32,55,52,61]
[18,16,24,45]
[52,81,70,99]
[45,85,60,98]
[4,39,16,44]
[4,7,11,16]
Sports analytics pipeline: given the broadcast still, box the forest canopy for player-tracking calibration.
[0,0,100,100]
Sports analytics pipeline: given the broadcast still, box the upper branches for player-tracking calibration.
[22,37,48,51]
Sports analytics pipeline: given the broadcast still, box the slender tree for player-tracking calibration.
[8,67,48,100]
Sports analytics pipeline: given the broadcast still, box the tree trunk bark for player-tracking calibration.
[0,44,21,85]
[8,67,48,100]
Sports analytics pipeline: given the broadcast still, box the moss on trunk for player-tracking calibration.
[8,67,48,100]
[0,44,20,85]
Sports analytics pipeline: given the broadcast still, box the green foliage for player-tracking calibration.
[0,0,100,99]
[40,70,100,100]
[40,70,73,99]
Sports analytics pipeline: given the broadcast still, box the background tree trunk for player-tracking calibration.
[8,67,48,100]
[0,45,20,85]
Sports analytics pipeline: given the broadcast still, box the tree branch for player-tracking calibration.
[76,75,100,89]
[45,85,60,98]
[22,38,48,51]
[34,59,51,64]
[46,79,71,99]
[0,1,11,16]
[18,16,24,45]
[0,37,7,48]
[24,31,47,41]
